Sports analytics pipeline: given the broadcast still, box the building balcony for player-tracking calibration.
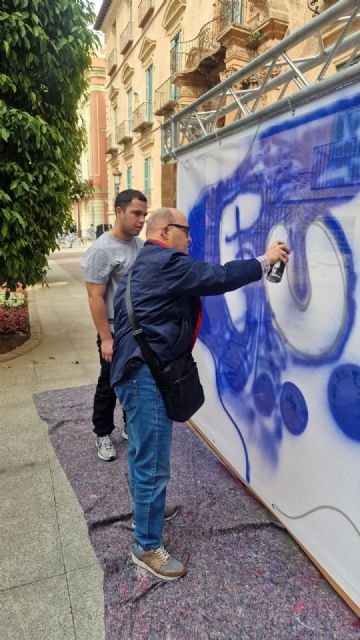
[170,3,247,78]
[170,17,223,78]
[118,120,133,144]
[120,22,134,55]
[138,0,154,28]
[107,48,117,75]
[154,77,179,116]
[133,102,153,131]
[106,133,118,154]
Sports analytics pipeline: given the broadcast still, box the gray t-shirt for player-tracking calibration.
[81,232,143,331]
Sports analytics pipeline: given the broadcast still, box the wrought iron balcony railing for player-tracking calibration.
[133,102,153,131]
[170,17,223,77]
[154,77,179,115]
[120,22,134,55]
[138,0,154,28]
[107,48,117,75]
[170,3,245,77]
[118,120,133,144]
[106,133,118,153]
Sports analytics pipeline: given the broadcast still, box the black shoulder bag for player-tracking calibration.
[125,268,204,422]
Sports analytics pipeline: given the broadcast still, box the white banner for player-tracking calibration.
[177,82,360,610]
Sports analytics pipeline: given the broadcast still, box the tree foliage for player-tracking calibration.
[0,0,98,289]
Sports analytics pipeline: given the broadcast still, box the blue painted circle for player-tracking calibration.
[253,373,276,416]
[328,364,360,441]
[280,382,308,436]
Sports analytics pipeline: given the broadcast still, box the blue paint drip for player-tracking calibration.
[214,352,251,483]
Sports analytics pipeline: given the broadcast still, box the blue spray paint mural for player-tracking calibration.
[188,94,360,483]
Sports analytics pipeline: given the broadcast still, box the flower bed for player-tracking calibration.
[0,286,30,335]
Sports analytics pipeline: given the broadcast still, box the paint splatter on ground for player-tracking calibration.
[33,385,360,639]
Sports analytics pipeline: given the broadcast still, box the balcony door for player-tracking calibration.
[144,157,151,204]
[222,0,243,28]
[170,32,181,100]
[127,165,132,189]
[113,106,118,144]
[127,89,132,135]
[146,65,153,122]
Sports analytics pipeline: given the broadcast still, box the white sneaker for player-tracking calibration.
[122,423,128,441]
[96,435,117,461]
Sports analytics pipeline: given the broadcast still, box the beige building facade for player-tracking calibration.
[95,0,356,215]
[72,47,109,235]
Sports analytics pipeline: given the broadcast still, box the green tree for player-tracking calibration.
[0,0,98,290]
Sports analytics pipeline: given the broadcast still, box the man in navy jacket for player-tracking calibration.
[111,207,289,581]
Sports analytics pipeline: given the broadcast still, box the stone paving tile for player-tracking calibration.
[0,464,64,590]
[0,404,48,470]
[51,466,98,572]
[0,575,75,640]
[67,565,105,640]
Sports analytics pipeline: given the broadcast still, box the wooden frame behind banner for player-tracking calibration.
[188,417,360,618]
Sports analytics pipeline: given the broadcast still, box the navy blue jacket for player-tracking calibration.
[110,241,262,387]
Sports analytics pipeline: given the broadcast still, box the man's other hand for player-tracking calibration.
[101,336,113,363]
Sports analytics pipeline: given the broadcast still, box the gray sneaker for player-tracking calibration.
[122,423,128,441]
[131,542,186,581]
[96,435,117,461]
[131,502,179,529]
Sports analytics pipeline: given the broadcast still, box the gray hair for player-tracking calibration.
[145,207,176,236]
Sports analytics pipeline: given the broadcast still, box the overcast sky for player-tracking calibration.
[93,0,102,18]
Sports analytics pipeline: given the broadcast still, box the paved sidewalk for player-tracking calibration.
[0,248,105,640]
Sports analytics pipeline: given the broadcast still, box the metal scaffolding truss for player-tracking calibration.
[161,0,360,162]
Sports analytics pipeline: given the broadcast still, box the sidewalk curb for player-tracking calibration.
[0,288,42,363]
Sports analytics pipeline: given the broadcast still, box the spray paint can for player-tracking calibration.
[266,260,286,283]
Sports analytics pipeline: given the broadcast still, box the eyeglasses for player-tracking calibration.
[167,223,190,238]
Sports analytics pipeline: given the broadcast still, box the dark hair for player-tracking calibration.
[114,189,147,211]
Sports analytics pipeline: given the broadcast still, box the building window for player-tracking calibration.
[170,32,181,99]
[146,65,153,122]
[114,106,118,143]
[127,166,132,189]
[114,175,120,199]
[223,0,243,27]
[144,157,151,204]
[112,21,116,46]
[127,89,132,135]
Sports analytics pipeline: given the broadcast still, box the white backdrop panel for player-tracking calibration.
[177,82,360,608]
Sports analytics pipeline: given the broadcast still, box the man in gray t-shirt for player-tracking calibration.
[81,190,147,461]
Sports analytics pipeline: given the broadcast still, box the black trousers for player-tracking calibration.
[92,336,126,437]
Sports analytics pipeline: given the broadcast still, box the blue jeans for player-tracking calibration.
[114,364,173,550]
